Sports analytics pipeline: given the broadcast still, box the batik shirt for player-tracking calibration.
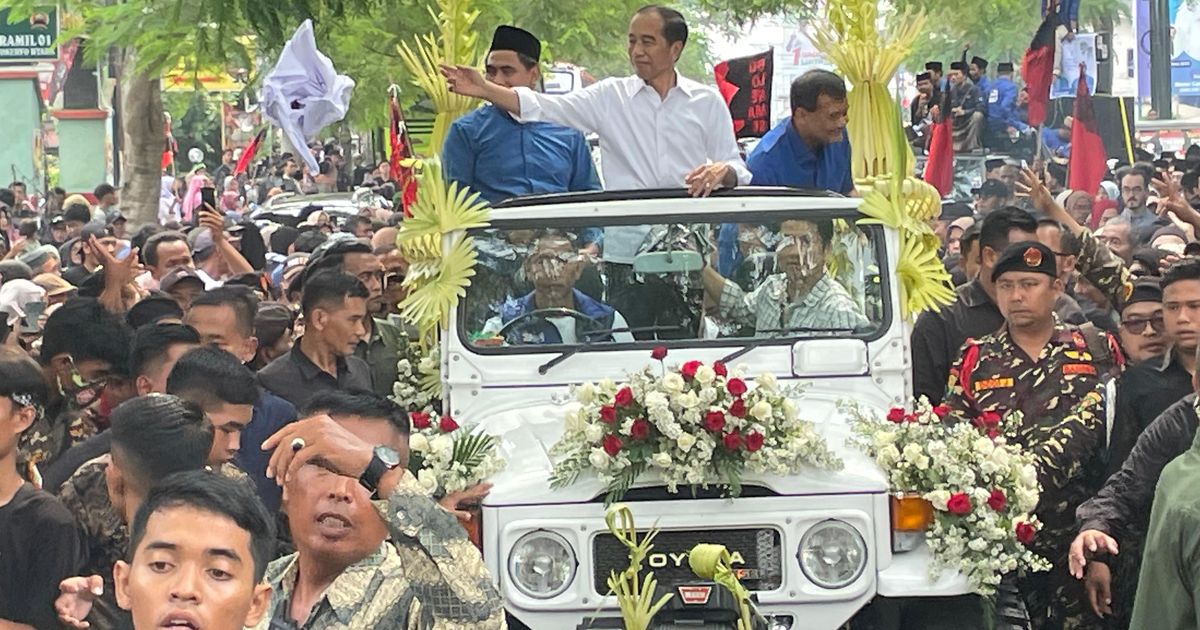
[944,320,1123,563]
[718,273,869,334]
[18,402,101,485]
[255,473,504,630]
[56,456,128,630]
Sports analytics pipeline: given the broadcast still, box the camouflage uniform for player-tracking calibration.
[945,319,1123,630]
[17,402,102,485]
[255,472,504,629]
[56,457,251,630]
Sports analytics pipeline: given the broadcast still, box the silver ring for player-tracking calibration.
[290,437,306,452]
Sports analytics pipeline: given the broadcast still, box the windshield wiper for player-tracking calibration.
[718,326,857,364]
[537,326,683,375]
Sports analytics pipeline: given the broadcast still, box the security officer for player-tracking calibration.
[944,240,1123,630]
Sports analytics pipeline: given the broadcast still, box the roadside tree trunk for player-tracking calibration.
[119,48,165,228]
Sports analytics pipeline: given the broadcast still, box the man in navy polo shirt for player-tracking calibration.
[717,69,852,277]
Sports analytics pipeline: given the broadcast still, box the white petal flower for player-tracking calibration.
[589,448,610,469]
[651,452,672,467]
[577,383,597,404]
[757,373,778,390]
[662,373,686,393]
[926,490,951,511]
[645,391,670,410]
[584,424,605,442]
[409,433,430,453]
[417,468,439,493]
[677,433,697,452]
[750,401,773,421]
[431,435,453,455]
[694,365,716,385]
[782,399,797,420]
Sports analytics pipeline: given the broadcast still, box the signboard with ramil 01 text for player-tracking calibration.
[0,8,58,61]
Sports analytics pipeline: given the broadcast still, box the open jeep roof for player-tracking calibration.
[484,186,860,223]
[491,186,846,208]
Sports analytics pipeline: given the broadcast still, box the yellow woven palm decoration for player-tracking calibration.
[603,505,673,629]
[398,0,481,154]
[810,0,955,319]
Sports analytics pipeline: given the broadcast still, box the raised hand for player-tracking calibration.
[439,64,489,99]
[1015,166,1054,214]
[56,574,103,628]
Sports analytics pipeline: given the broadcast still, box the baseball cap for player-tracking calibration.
[33,273,75,298]
[160,267,205,293]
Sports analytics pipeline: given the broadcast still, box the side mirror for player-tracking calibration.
[632,251,704,274]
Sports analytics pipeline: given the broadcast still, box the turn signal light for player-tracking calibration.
[890,495,934,532]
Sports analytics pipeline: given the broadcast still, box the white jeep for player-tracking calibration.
[442,189,978,629]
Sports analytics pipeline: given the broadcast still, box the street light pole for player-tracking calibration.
[1149,0,1173,118]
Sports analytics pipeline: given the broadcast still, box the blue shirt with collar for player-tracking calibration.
[986,75,1027,132]
[443,104,601,205]
[237,390,297,513]
[717,119,852,276]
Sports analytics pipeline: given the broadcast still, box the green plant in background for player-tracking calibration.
[398,0,482,155]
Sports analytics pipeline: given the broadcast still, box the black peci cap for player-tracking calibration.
[971,56,989,69]
[997,62,1015,73]
[925,61,943,72]
[916,72,931,82]
[991,241,1058,282]
[490,25,541,62]
[950,61,968,72]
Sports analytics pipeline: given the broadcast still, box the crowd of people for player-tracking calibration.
[3,1,1200,629]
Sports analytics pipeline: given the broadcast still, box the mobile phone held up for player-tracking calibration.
[200,186,217,212]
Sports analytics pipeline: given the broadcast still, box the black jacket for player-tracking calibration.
[1108,351,1195,476]
[1076,393,1199,541]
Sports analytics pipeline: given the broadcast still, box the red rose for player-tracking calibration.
[712,362,728,377]
[651,346,668,360]
[1015,522,1037,545]
[681,360,702,380]
[723,432,743,451]
[979,411,1001,428]
[745,431,764,452]
[932,404,950,419]
[439,415,459,433]
[986,428,1000,439]
[630,419,651,440]
[727,378,747,397]
[602,434,623,456]
[886,407,906,423]
[904,413,920,423]
[599,405,617,424]
[614,387,634,407]
[704,411,726,432]
[410,411,432,430]
[987,489,1007,511]
[946,492,972,516]
[729,399,747,418]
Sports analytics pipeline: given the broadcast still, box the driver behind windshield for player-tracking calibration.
[701,219,868,334]
[481,232,634,344]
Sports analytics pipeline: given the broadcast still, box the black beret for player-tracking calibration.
[490,25,541,61]
[1122,279,1162,309]
[991,241,1057,282]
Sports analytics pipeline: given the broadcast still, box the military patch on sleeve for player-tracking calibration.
[1063,349,1093,361]
[1063,363,1098,376]
[974,377,1014,391]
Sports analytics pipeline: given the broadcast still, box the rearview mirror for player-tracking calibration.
[632,251,704,274]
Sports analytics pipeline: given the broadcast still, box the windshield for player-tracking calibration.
[460,210,889,350]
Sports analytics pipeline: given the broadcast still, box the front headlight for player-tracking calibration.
[798,519,867,589]
[508,530,577,599]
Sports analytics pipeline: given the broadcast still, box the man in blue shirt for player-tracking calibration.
[718,69,852,277]
[442,26,601,207]
[969,55,990,103]
[986,63,1028,146]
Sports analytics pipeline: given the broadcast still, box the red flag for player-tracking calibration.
[388,91,418,215]
[1068,65,1106,197]
[232,128,266,177]
[1022,12,1060,127]
[923,95,955,197]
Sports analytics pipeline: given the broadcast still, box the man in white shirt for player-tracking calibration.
[441,5,750,197]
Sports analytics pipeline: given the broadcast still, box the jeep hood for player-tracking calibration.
[474,394,889,507]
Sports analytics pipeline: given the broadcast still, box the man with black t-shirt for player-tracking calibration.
[0,348,85,629]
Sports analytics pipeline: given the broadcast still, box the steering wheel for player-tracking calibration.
[496,308,605,343]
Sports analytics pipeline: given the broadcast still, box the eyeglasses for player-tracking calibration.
[1121,316,1164,335]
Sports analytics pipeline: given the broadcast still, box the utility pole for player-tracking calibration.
[1149,0,1173,118]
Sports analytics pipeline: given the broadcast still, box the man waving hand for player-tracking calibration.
[441,5,750,198]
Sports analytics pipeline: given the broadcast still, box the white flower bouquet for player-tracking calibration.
[407,411,506,496]
[550,348,842,504]
[843,398,1051,595]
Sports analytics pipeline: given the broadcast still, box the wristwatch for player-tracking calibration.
[359,445,402,498]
